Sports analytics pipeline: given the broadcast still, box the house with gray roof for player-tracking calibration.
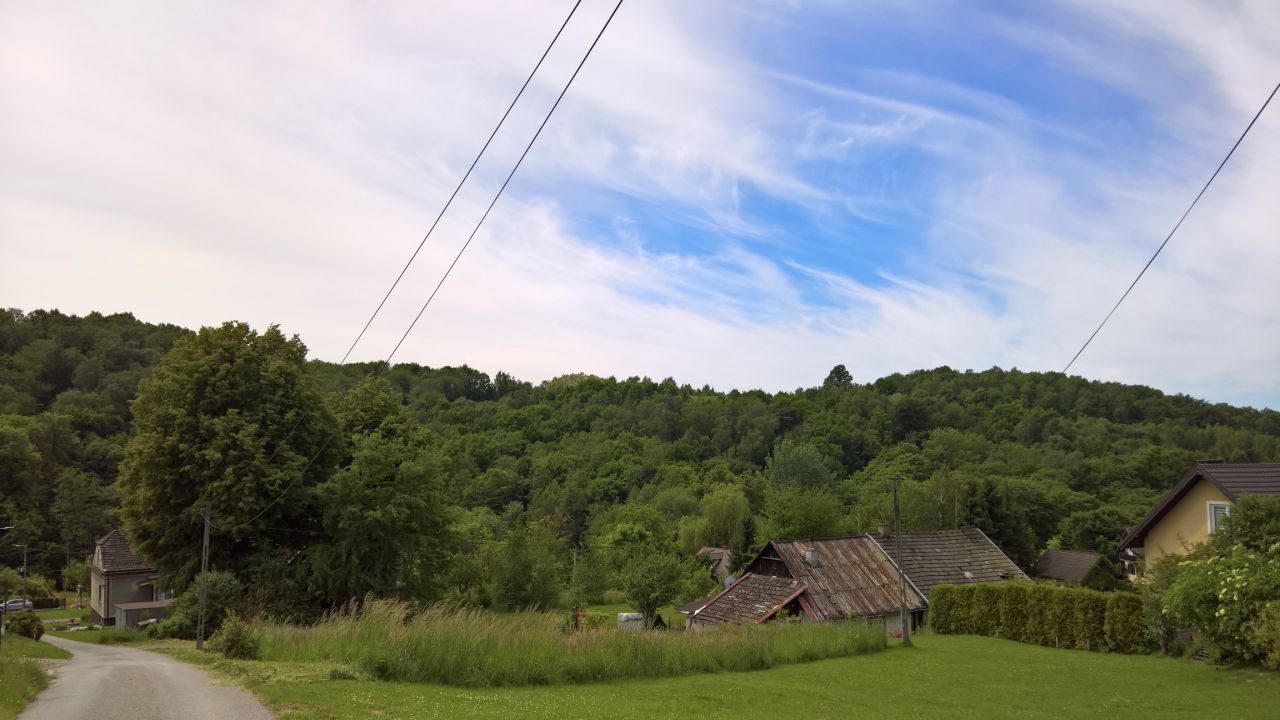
[90,529,166,625]
[1037,549,1104,584]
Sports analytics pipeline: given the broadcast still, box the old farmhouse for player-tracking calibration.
[691,527,1024,632]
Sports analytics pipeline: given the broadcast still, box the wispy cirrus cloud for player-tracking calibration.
[1,1,1277,408]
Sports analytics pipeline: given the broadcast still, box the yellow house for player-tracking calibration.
[1117,461,1280,571]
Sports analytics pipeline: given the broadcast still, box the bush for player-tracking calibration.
[1255,604,1280,670]
[148,571,242,640]
[1024,584,1057,646]
[928,585,958,633]
[5,611,43,640]
[1104,593,1143,653]
[96,628,145,644]
[998,583,1030,642]
[971,584,1003,636]
[1047,586,1077,648]
[1073,589,1107,651]
[209,612,261,660]
[1162,543,1280,664]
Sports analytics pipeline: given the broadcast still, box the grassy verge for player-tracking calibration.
[34,607,90,622]
[167,633,1280,720]
[0,636,70,720]
[250,600,884,686]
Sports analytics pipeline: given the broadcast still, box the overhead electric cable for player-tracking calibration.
[228,0,626,533]
[254,0,583,469]
[1063,80,1279,374]
[339,0,585,366]
[383,0,626,366]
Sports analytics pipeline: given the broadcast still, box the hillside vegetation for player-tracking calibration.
[2,308,1278,614]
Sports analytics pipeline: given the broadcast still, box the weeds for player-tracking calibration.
[249,600,884,687]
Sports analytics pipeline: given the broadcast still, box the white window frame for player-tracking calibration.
[1207,501,1232,534]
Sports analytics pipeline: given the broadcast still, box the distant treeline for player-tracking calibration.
[2,308,1277,613]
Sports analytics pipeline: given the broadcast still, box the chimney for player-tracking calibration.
[877,522,889,536]
[804,546,821,568]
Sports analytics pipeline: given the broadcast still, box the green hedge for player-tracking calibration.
[929,582,1145,654]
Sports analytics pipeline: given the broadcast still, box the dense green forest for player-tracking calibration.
[3,308,1279,613]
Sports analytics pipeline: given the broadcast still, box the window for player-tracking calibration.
[1208,501,1232,533]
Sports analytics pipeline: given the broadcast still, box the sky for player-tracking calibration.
[2,1,1278,409]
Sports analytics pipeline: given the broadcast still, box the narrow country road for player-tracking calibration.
[20,635,275,720]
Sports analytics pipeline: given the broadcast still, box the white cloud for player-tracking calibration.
[1,1,1277,408]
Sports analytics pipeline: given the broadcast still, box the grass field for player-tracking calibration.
[0,635,70,720]
[34,607,90,622]
[168,633,1279,720]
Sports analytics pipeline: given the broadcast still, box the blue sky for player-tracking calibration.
[2,1,1279,409]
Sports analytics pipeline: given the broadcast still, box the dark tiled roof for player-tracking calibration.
[1037,549,1101,583]
[1200,463,1280,498]
[769,536,926,619]
[95,529,153,574]
[1118,462,1280,554]
[694,573,804,625]
[675,596,715,615]
[871,527,1028,599]
[695,547,734,579]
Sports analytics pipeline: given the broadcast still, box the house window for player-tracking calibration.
[1208,502,1232,533]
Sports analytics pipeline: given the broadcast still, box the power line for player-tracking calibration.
[1063,81,1279,374]
[255,0,585,472]
[225,0,626,534]
[383,0,626,366]
[339,0,585,366]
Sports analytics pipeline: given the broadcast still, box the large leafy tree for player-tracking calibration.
[118,322,337,588]
[305,377,453,604]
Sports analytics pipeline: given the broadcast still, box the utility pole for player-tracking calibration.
[892,476,912,646]
[195,504,211,651]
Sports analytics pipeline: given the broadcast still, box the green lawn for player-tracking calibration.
[0,635,70,720]
[169,633,1278,720]
[35,606,91,622]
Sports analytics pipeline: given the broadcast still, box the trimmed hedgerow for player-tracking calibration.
[1104,592,1144,654]
[1073,589,1107,651]
[971,584,1003,636]
[998,583,1030,642]
[1024,583,1057,647]
[928,582,1148,654]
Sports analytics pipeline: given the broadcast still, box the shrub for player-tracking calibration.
[1024,584,1057,646]
[998,583,1030,642]
[971,584,1003,636]
[1073,589,1107,651]
[96,628,145,644]
[148,570,242,640]
[928,585,958,633]
[1255,604,1280,671]
[1047,586,1077,648]
[209,612,261,660]
[147,611,195,640]
[1162,543,1280,664]
[1104,592,1144,653]
[5,611,43,640]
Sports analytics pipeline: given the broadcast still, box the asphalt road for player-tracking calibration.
[20,635,275,720]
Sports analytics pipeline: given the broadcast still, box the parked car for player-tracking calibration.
[1,598,34,612]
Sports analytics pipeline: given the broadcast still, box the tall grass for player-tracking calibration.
[253,600,885,687]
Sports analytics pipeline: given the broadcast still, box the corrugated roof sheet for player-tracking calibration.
[694,573,803,625]
[95,529,153,574]
[771,536,925,619]
[872,527,1027,599]
[1037,549,1101,583]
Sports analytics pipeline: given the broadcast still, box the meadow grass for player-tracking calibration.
[46,627,146,645]
[169,633,1280,720]
[252,600,885,687]
[0,635,69,720]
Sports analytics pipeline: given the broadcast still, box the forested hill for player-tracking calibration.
[3,308,1279,599]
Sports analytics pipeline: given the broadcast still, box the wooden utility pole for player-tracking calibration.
[195,504,211,651]
[892,476,912,646]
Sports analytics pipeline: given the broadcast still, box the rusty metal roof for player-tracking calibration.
[693,573,805,625]
[767,536,925,620]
